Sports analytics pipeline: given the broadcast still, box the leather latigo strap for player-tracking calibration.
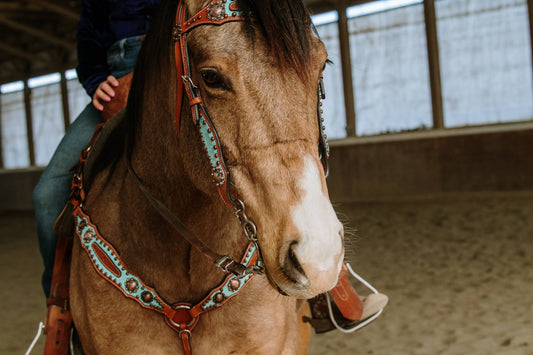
[44,233,74,354]
[44,123,106,354]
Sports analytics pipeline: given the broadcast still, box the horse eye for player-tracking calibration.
[201,69,225,89]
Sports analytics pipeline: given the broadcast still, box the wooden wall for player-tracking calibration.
[1,126,532,211]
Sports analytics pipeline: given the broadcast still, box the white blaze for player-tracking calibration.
[291,156,343,288]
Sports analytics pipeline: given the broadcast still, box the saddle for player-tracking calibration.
[102,73,133,121]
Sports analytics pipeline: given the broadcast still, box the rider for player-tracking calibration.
[32,0,160,298]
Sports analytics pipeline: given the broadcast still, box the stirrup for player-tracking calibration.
[326,263,388,333]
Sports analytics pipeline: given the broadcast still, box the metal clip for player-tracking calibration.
[214,255,263,277]
[233,199,259,243]
[243,264,264,276]
[182,75,198,91]
[318,76,326,100]
[215,255,236,273]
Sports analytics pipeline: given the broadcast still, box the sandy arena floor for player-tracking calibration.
[1,194,532,354]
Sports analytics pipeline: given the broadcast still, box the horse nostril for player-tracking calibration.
[284,242,307,284]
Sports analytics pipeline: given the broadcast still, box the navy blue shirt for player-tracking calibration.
[76,0,159,97]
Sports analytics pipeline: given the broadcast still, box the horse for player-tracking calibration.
[67,0,344,353]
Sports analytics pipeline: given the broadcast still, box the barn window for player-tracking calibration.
[0,83,28,169]
[1,0,532,170]
[348,0,433,135]
[1,89,29,168]
[436,0,533,126]
[65,70,90,123]
[30,78,65,166]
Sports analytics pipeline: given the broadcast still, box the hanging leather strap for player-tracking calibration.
[180,331,192,355]
[44,204,75,355]
[124,156,251,277]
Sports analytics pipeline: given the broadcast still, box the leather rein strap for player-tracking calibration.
[125,158,259,277]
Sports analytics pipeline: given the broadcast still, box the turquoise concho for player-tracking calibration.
[206,0,248,21]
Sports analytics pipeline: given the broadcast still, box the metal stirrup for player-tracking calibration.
[326,263,385,333]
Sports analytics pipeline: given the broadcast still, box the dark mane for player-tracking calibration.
[125,0,316,147]
[238,0,315,76]
[91,0,178,171]
[123,0,179,156]
[95,0,316,169]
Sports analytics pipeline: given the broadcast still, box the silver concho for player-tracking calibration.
[77,219,87,234]
[83,229,95,243]
[206,1,225,21]
[212,166,225,186]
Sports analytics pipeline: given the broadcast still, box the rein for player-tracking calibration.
[125,157,263,277]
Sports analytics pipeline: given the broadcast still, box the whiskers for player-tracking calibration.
[334,207,360,263]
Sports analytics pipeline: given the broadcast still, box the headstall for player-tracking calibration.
[169,0,330,279]
[70,1,331,354]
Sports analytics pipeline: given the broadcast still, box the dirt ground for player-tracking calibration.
[2,193,532,354]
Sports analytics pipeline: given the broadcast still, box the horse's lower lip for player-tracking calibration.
[273,272,312,298]
[281,266,303,285]
[276,285,289,296]
[264,268,307,297]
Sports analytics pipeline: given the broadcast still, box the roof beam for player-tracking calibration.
[0,42,34,62]
[0,3,25,11]
[27,0,79,21]
[0,15,73,49]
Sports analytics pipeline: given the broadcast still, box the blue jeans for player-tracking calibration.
[33,35,142,297]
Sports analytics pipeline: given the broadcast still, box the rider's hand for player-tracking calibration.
[92,75,119,111]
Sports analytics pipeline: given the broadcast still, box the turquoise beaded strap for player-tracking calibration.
[75,211,166,312]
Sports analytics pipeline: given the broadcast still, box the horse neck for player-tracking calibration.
[121,105,247,302]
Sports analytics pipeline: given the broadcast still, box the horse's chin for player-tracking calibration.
[265,268,339,299]
[275,281,337,300]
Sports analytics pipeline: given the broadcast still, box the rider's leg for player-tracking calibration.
[33,104,101,297]
[33,35,143,298]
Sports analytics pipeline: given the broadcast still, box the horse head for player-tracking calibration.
[128,0,344,300]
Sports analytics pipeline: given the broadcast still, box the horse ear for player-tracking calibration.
[101,73,134,121]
